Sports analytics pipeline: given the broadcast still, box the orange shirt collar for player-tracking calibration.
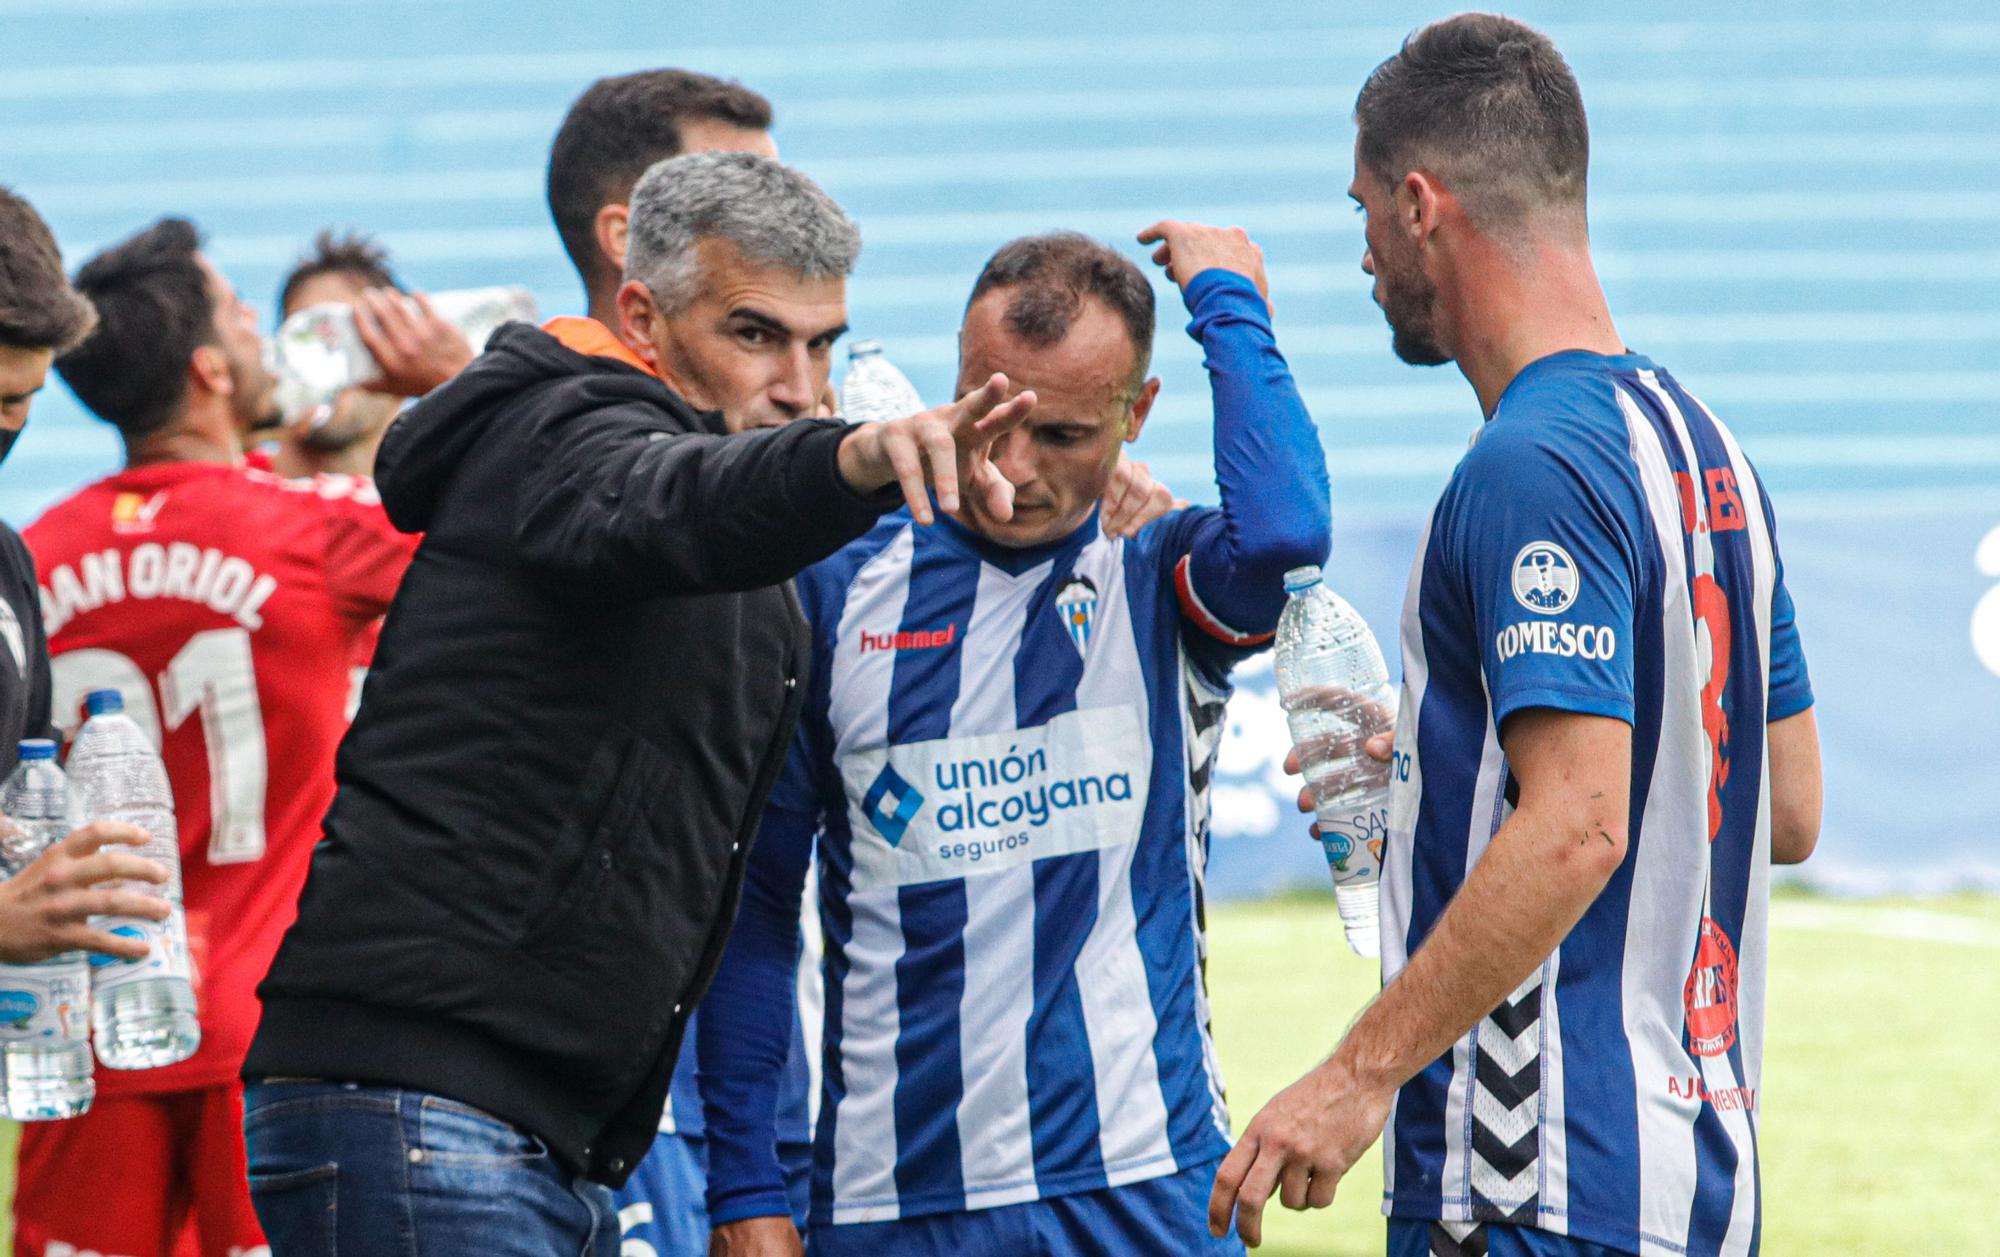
[541,316,657,378]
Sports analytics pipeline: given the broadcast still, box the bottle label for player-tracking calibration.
[87,908,193,992]
[1319,801,1389,888]
[0,956,90,1044]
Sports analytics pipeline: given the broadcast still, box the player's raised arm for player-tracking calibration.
[1137,220,1331,650]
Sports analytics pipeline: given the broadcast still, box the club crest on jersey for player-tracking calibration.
[110,491,167,535]
[1512,541,1580,614]
[1683,916,1740,1057]
[1055,576,1098,657]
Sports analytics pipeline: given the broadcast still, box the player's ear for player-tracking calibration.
[189,344,232,397]
[1124,377,1161,444]
[1402,171,1447,250]
[616,281,664,371]
[595,203,632,276]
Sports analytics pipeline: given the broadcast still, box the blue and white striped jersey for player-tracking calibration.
[786,506,1251,1224]
[1381,351,1812,1257]
[699,270,1331,1229]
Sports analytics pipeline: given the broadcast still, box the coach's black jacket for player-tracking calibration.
[245,323,896,1186]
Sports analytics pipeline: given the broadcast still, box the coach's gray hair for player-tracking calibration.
[624,151,861,312]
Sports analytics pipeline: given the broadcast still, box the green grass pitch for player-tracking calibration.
[1204,890,2000,1256]
[0,890,1993,1254]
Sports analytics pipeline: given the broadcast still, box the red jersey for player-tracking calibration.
[25,461,417,1095]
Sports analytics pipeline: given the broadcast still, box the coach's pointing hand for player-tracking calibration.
[836,372,1035,526]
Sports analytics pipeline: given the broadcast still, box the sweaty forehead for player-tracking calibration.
[957,291,1138,415]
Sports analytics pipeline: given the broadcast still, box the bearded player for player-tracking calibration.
[17,218,418,1257]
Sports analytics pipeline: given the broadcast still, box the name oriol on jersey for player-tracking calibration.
[38,543,278,637]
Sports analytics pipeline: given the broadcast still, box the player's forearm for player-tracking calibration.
[701,934,802,1221]
[1767,706,1821,865]
[1183,268,1331,625]
[700,807,816,1220]
[1327,803,1624,1092]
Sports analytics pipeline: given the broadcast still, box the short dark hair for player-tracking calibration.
[546,69,774,290]
[57,217,214,440]
[0,186,97,353]
[965,232,1156,398]
[1354,13,1589,229]
[277,228,401,316]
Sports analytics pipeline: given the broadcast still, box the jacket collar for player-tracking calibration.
[541,316,657,377]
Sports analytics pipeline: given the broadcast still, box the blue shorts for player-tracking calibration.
[613,1132,813,1255]
[809,1159,1241,1257]
[1390,1218,1638,1257]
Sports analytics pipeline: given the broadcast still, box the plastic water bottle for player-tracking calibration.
[1273,566,1396,957]
[67,691,199,1069]
[839,341,925,424]
[270,285,538,425]
[0,741,93,1119]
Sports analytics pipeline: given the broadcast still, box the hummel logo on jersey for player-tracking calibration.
[1055,576,1098,658]
[1511,541,1579,614]
[859,624,957,653]
[861,764,925,847]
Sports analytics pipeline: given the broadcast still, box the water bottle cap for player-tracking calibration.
[848,339,884,360]
[16,739,55,760]
[85,688,125,715]
[1283,565,1324,593]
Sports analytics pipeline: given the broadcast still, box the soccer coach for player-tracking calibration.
[1212,16,1823,1257]
[240,154,1035,1254]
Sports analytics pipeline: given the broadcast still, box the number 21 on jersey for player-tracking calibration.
[50,627,268,864]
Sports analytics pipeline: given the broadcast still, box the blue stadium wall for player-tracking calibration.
[5,0,1996,896]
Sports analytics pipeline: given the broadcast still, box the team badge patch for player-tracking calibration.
[110,491,167,535]
[1511,541,1580,615]
[1055,576,1098,658]
[1683,915,1740,1057]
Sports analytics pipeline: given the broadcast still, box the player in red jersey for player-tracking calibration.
[16,218,418,1257]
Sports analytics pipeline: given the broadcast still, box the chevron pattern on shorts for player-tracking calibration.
[1468,971,1543,1222]
[1429,1219,1489,1257]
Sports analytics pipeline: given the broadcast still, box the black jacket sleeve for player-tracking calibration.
[513,404,900,599]
[0,526,52,751]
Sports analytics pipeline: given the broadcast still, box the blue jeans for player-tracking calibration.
[242,1080,618,1256]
